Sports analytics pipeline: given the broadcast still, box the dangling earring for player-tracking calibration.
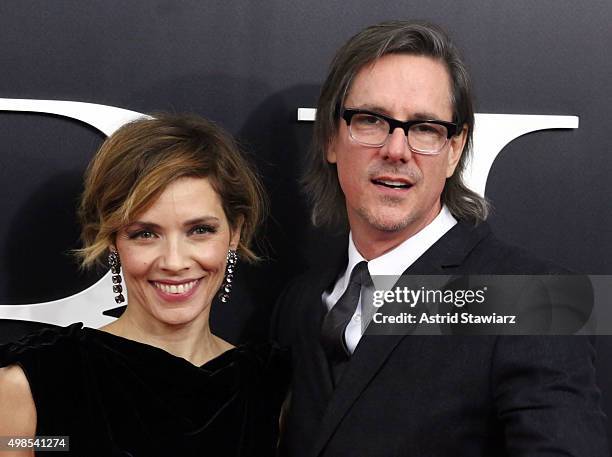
[219,250,238,303]
[108,250,125,304]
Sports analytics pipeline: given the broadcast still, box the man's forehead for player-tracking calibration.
[343,54,454,119]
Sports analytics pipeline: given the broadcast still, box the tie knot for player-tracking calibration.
[350,261,371,288]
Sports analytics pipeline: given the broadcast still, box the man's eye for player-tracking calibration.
[412,123,444,136]
[355,114,383,126]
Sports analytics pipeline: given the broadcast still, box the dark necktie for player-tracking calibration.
[321,261,370,366]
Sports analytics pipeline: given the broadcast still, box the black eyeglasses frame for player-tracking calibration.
[341,108,459,142]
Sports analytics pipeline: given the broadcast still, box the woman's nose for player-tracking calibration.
[159,239,191,272]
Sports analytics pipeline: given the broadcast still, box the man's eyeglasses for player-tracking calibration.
[341,108,459,155]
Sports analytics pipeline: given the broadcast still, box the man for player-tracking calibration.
[273,21,609,456]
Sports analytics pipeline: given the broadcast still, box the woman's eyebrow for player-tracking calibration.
[182,216,220,226]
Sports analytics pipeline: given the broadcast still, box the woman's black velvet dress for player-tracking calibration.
[0,323,288,456]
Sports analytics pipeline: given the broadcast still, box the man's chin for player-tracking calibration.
[369,219,412,233]
[358,208,415,233]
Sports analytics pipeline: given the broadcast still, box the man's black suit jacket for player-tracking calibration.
[272,221,609,456]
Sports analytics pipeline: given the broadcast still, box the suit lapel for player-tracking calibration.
[300,248,350,413]
[308,264,342,402]
[310,221,491,457]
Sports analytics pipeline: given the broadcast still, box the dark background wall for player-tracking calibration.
[1,0,611,446]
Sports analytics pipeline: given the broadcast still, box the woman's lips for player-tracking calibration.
[150,279,201,302]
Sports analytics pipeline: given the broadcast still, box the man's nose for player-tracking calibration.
[381,127,412,162]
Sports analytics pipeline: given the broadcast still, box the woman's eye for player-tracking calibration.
[128,230,156,240]
[190,225,216,235]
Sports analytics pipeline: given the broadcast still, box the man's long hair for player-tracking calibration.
[302,21,488,229]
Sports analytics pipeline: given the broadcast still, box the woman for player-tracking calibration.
[0,114,286,456]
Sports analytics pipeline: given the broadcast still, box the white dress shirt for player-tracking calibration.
[323,205,457,354]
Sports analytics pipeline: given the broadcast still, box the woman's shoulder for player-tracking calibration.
[219,342,288,370]
[221,342,290,395]
[0,322,85,368]
[0,365,36,436]
[0,323,88,400]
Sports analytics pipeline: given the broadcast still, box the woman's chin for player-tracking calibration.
[149,304,210,327]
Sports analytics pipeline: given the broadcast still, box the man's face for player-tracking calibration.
[327,54,467,246]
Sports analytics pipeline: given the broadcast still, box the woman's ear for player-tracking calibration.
[229,216,244,251]
[108,244,119,258]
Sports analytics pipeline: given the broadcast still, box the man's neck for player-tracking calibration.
[351,207,442,261]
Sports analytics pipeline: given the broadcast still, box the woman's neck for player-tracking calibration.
[99,308,233,366]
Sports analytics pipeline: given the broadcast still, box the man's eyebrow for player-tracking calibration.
[351,104,392,116]
[411,111,450,121]
[350,104,448,121]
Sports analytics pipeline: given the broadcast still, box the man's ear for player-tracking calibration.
[229,216,244,251]
[446,125,468,178]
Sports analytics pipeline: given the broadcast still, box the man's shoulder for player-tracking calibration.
[276,267,335,309]
[450,220,567,275]
[271,266,338,344]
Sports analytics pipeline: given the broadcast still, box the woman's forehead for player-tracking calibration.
[131,177,225,225]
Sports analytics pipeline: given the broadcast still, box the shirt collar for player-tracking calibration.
[346,205,457,278]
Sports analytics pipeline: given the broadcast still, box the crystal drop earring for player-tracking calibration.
[108,250,125,304]
[219,250,238,303]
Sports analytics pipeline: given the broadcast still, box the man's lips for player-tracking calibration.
[371,176,413,189]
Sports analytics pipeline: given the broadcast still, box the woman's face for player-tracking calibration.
[114,177,240,327]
